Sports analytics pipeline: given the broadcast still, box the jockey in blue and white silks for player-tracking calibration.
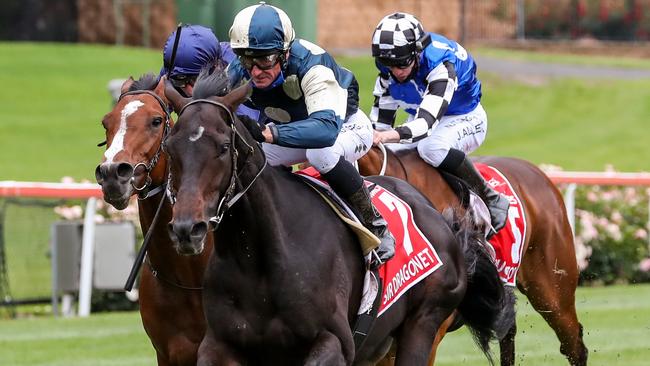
[228,2,394,267]
[370,12,509,236]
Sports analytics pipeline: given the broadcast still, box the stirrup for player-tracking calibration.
[369,249,385,270]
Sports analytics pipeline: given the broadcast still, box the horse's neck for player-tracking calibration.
[215,167,296,271]
[137,182,210,278]
[387,149,462,211]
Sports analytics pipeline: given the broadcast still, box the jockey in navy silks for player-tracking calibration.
[369,12,510,235]
[227,3,395,268]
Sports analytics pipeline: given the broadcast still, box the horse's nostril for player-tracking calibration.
[190,222,208,240]
[167,222,177,240]
[95,165,104,184]
[116,163,134,182]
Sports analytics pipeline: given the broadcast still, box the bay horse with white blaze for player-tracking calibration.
[358,145,588,365]
[162,71,508,366]
[95,74,212,366]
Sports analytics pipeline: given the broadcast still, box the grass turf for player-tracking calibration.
[0,284,648,365]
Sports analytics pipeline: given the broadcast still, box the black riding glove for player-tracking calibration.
[237,114,266,143]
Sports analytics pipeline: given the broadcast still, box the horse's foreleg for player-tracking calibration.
[518,252,588,366]
[196,331,241,366]
[498,320,516,366]
[303,330,347,366]
[393,313,447,366]
[426,313,456,365]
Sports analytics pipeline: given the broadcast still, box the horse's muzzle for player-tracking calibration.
[168,219,208,256]
[95,162,135,209]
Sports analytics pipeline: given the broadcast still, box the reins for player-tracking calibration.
[117,90,172,199]
[175,99,266,229]
[118,89,176,292]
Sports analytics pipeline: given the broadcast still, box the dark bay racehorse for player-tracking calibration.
[163,72,508,365]
[95,74,212,366]
[358,146,588,366]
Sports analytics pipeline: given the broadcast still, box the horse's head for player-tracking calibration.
[163,70,254,255]
[95,74,171,209]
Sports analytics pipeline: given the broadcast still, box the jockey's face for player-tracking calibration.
[389,59,415,83]
[244,51,285,89]
[169,74,197,97]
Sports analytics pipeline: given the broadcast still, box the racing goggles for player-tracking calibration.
[377,55,415,70]
[239,52,282,71]
[169,74,197,88]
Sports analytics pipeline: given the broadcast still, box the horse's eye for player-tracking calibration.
[152,116,163,127]
[220,142,231,155]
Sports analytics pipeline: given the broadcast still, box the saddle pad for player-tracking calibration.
[475,163,527,286]
[369,182,443,316]
[295,167,444,316]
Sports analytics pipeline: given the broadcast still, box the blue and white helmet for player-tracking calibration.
[229,2,295,56]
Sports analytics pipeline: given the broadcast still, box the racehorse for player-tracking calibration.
[162,71,509,365]
[95,74,212,366]
[358,145,588,366]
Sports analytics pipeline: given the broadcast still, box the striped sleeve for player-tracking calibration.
[395,61,457,143]
[368,73,398,130]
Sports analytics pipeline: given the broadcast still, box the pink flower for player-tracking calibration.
[587,191,598,202]
[639,258,650,272]
[634,229,648,240]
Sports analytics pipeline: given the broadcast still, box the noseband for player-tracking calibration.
[175,99,266,228]
[118,90,172,199]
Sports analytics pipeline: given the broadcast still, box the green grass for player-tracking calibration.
[0,42,160,181]
[0,284,648,365]
[473,46,650,69]
[0,311,153,366]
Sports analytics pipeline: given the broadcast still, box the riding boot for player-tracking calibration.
[347,184,396,268]
[321,157,395,268]
[452,156,510,234]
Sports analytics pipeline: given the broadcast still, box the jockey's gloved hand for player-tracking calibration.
[237,114,266,143]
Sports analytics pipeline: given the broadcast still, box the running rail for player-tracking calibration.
[0,181,102,317]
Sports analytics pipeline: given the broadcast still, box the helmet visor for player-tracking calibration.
[377,54,415,69]
[239,52,282,71]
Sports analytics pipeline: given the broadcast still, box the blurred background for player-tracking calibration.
[0,1,649,365]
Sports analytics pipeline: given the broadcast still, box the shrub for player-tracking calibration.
[573,184,650,285]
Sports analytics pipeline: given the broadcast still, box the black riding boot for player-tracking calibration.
[453,156,510,233]
[347,183,395,267]
[322,157,395,268]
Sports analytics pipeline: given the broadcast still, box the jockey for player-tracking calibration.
[370,12,510,235]
[160,24,233,96]
[227,2,395,268]
[160,24,259,118]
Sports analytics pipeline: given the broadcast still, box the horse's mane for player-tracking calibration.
[192,66,230,99]
[129,73,159,92]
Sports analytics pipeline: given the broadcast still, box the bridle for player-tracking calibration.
[117,90,172,199]
[174,98,267,228]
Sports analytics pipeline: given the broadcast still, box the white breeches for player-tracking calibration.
[416,103,488,167]
[263,109,373,173]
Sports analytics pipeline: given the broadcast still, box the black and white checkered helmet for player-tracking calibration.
[371,12,426,62]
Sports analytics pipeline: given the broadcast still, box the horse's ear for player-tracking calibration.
[154,76,169,105]
[120,77,135,95]
[222,82,252,112]
[164,79,190,113]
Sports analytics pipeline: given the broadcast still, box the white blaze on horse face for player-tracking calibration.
[104,100,144,162]
[189,126,205,142]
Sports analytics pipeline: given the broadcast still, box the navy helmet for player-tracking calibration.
[229,2,295,56]
[162,24,221,77]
